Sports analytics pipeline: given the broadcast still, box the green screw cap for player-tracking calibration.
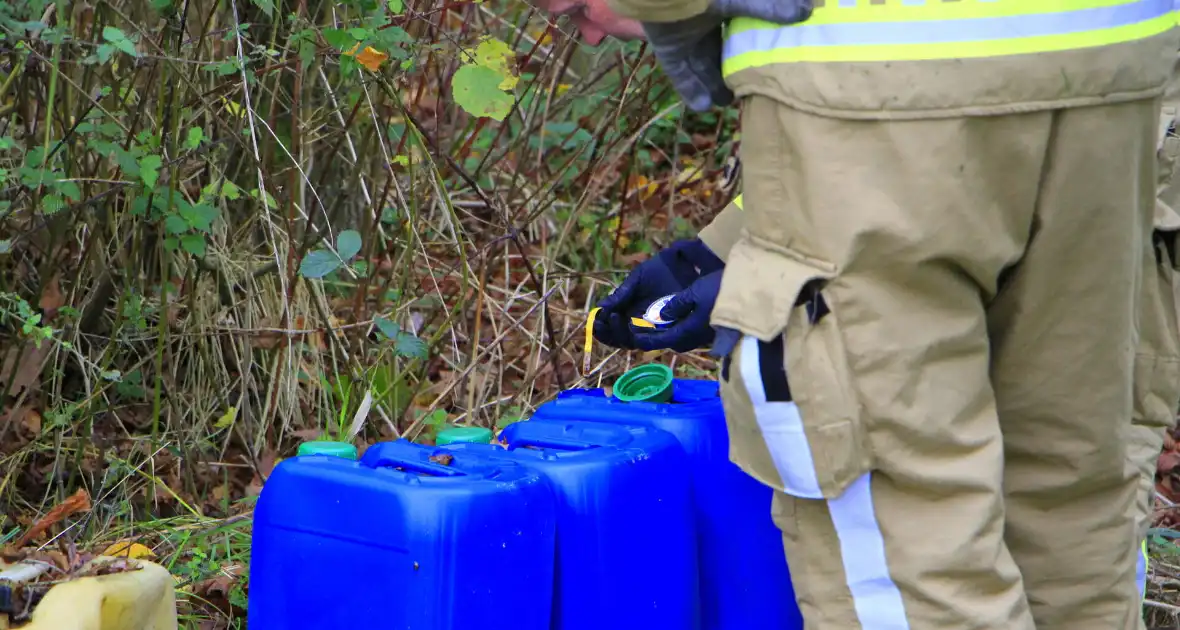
[297,440,358,460]
[613,364,674,403]
[436,426,494,445]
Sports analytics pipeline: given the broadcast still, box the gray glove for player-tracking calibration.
[642,0,813,112]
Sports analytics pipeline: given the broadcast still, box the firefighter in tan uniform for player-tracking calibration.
[1130,65,1180,613]
[535,0,1180,628]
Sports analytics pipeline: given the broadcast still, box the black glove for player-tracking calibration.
[594,239,724,349]
[643,0,814,112]
[632,269,723,353]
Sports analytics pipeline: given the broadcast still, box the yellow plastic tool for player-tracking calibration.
[18,558,178,630]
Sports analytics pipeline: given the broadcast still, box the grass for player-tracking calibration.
[0,0,737,625]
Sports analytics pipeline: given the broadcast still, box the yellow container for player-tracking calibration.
[17,558,177,630]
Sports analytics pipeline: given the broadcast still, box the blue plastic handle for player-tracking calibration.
[508,434,599,451]
[361,441,469,477]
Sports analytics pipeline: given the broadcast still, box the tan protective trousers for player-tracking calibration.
[712,96,1164,630]
[1130,94,1180,623]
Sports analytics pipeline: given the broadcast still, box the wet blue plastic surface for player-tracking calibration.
[531,379,803,630]
[440,420,700,630]
[248,440,557,630]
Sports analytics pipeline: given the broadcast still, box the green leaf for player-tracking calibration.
[184,127,204,150]
[181,203,218,232]
[251,0,275,16]
[52,179,81,202]
[336,229,362,260]
[180,234,206,257]
[452,65,514,122]
[95,43,116,64]
[221,181,241,200]
[395,331,428,360]
[299,249,342,278]
[374,316,400,340]
[102,26,137,56]
[164,214,189,234]
[116,150,141,178]
[348,27,369,41]
[388,0,403,13]
[0,240,11,254]
[138,155,162,189]
[423,409,447,427]
[0,136,14,150]
[323,28,352,50]
[41,195,65,215]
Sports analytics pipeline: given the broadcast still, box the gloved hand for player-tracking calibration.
[642,0,814,111]
[594,238,724,349]
[633,269,724,353]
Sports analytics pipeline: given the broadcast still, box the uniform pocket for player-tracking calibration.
[713,241,871,500]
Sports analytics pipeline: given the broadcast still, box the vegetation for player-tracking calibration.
[0,0,739,625]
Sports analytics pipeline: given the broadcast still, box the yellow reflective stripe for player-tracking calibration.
[732,194,743,210]
[723,13,1175,70]
[727,0,1153,34]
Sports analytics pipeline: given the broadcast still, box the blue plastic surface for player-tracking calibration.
[439,420,701,630]
[248,440,557,630]
[531,379,803,630]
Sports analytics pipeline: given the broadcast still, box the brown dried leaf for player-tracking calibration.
[9,488,91,550]
[38,276,66,316]
[429,453,454,466]
[0,342,48,399]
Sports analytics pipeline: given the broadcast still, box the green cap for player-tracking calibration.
[297,440,358,459]
[436,426,494,446]
[613,364,674,403]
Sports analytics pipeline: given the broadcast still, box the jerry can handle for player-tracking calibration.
[506,433,599,451]
[361,441,468,477]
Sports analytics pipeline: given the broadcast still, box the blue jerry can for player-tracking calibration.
[531,379,803,630]
[247,440,557,630]
[439,420,701,630]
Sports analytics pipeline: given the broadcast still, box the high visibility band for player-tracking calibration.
[738,336,911,629]
[723,0,1177,70]
[727,0,1171,32]
[1138,538,1149,602]
[732,193,744,210]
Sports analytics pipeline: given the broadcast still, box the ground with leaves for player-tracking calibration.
[0,0,736,626]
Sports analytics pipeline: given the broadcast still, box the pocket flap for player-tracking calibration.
[710,240,836,342]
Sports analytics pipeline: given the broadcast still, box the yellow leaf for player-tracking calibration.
[103,541,156,559]
[473,37,518,91]
[555,83,572,97]
[675,157,705,186]
[629,175,658,201]
[345,43,389,72]
[214,406,238,429]
[221,97,245,118]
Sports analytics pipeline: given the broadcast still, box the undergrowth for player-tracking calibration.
[0,0,739,625]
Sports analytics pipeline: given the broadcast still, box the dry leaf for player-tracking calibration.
[0,342,48,399]
[10,488,91,549]
[102,541,156,559]
[38,276,65,316]
[429,453,454,466]
[345,44,388,72]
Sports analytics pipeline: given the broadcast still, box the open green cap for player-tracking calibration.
[436,426,494,445]
[613,363,674,403]
[297,440,358,459]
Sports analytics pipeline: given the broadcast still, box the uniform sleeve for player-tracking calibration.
[698,194,745,263]
[605,0,709,24]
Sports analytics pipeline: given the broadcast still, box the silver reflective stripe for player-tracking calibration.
[723,0,1174,59]
[738,335,910,629]
[1137,539,1148,601]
